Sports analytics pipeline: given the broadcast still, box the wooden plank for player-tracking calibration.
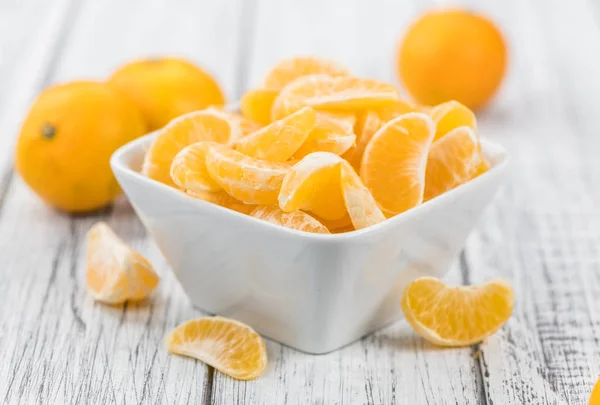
[463,0,600,403]
[0,0,246,403]
[212,1,484,403]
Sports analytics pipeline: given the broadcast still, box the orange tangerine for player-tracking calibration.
[186,189,254,214]
[205,145,289,205]
[109,57,226,131]
[143,109,241,186]
[278,152,347,221]
[264,56,351,90]
[166,316,267,381]
[360,113,435,215]
[240,88,279,125]
[207,106,262,136]
[170,141,221,192]
[401,277,514,347]
[271,75,400,120]
[86,222,159,304]
[250,205,330,234]
[293,112,356,159]
[429,100,477,141]
[235,107,316,162]
[397,9,507,110]
[424,126,488,201]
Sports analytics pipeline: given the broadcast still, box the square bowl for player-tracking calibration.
[111,132,509,354]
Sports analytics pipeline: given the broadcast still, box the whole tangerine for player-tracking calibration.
[109,57,226,131]
[397,9,507,110]
[15,81,146,213]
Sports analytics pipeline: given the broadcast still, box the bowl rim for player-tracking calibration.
[111,131,510,242]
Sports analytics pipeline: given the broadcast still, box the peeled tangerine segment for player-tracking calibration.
[278,152,384,230]
[170,141,221,192]
[206,106,262,136]
[86,222,159,304]
[340,163,386,230]
[263,56,351,90]
[205,144,289,205]
[360,113,435,216]
[143,109,242,185]
[344,100,416,169]
[166,316,267,381]
[424,126,489,201]
[293,112,356,159]
[240,88,279,125]
[429,100,477,141]
[278,152,347,221]
[235,107,316,162]
[401,277,514,347]
[271,75,400,120]
[250,205,330,234]
[186,189,255,215]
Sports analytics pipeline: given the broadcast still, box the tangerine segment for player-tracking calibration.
[166,316,267,381]
[235,107,316,162]
[360,113,435,215]
[401,277,514,347]
[241,88,279,125]
[263,56,351,90]
[340,163,386,230]
[424,126,488,201]
[170,141,221,192]
[205,145,289,205]
[271,75,400,120]
[278,152,347,221]
[429,100,477,141]
[293,112,356,159]
[186,189,255,215]
[250,205,330,234]
[143,109,242,185]
[86,222,158,304]
[316,214,354,233]
[343,110,383,170]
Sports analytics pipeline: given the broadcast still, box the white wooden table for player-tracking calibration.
[1,0,599,403]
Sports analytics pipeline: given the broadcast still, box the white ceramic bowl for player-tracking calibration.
[111,133,509,354]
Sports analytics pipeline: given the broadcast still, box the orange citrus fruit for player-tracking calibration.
[186,189,254,214]
[589,379,600,405]
[170,141,221,192]
[401,277,514,347]
[109,57,226,130]
[205,145,289,205]
[86,222,159,304]
[424,126,488,201]
[293,112,356,159]
[360,113,435,215]
[240,88,279,125]
[429,100,477,141]
[263,56,351,90]
[235,107,316,161]
[143,109,241,186]
[166,316,267,381]
[250,205,330,234]
[340,163,386,230]
[279,152,347,221]
[271,75,400,120]
[397,9,507,110]
[15,81,146,213]
[316,214,354,233]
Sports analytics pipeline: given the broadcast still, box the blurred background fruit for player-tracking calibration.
[397,8,507,110]
[15,81,146,213]
[109,57,226,131]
